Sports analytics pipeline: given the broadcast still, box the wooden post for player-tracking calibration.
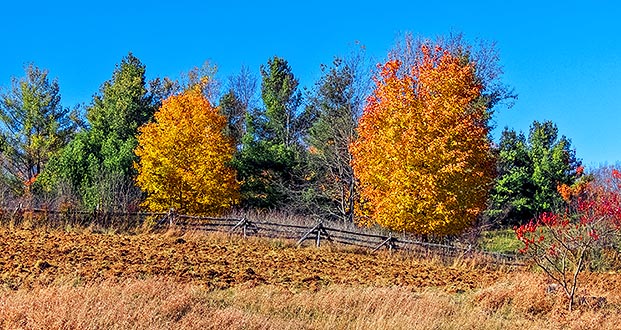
[229,217,258,237]
[316,223,322,247]
[168,208,175,227]
[297,222,332,247]
[298,223,320,246]
[372,232,397,253]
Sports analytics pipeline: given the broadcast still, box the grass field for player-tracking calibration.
[1,226,620,329]
[479,229,523,254]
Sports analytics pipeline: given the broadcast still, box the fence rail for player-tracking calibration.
[0,207,525,266]
[160,212,524,266]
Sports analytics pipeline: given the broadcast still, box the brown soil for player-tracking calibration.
[0,227,500,292]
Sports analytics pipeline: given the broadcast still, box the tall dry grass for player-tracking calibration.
[1,272,618,330]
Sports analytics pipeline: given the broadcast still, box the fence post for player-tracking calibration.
[316,222,322,247]
[229,217,258,237]
[297,222,332,247]
[372,232,397,253]
[168,208,175,227]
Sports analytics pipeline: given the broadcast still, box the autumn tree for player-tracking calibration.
[350,42,496,236]
[135,83,239,215]
[0,64,76,195]
[305,48,372,222]
[38,53,155,210]
[487,120,581,227]
[390,33,516,113]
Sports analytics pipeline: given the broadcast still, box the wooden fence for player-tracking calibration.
[1,207,524,266]
[172,213,524,266]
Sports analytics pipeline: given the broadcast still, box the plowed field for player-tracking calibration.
[0,227,501,292]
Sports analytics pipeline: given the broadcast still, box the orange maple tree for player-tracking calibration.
[350,44,496,236]
[134,83,239,215]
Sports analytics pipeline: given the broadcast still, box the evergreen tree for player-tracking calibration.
[0,64,76,195]
[487,120,581,227]
[39,53,155,210]
[235,56,314,210]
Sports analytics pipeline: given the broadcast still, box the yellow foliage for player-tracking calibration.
[134,85,239,215]
[350,44,495,236]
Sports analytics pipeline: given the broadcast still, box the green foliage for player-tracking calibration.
[489,129,535,224]
[219,65,258,150]
[479,229,523,254]
[487,120,581,227]
[86,54,152,141]
[0,64,76,194]
[258,56,312,147]
[233,139,296,209]
[529,121,579,210]
[219,90,246,148]
[38,53,155,210]
[235,56,313,210]
[305,54,369,222]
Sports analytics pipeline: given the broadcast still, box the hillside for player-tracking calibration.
[2,227,621,329]
[0,227,498,291]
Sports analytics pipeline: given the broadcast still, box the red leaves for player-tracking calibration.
[539,212,561,226]
[516,168,621,255]
[514,216,550,254]
[588,229,600,240]
[514,170,621,311]
[576,165,584,176]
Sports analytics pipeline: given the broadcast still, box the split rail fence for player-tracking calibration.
[170,212,524,266]
[1,207,525,266]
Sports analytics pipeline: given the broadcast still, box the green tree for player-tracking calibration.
[487,120,581,227]
[0,64,76,194]
[529,121,581,211]
[234,140,297,209]
[219,91,246,148]
[235,57,313,210]
[488,129,535,224]
[305,51,371,222]
[219,65,258,149]
[39,53,155,210]
[258,56,307,146]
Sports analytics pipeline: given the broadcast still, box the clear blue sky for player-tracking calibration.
[1,0,620,167]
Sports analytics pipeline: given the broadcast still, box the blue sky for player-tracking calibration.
[1,0,620,167]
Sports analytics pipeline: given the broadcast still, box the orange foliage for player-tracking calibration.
[350,44,495,236]
[135,85,239,215]
[557,166,589,203]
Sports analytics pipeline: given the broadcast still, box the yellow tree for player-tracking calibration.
[135,84,239,215]
[350,44,496,236]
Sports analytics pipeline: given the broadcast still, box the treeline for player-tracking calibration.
[0,33,582,236]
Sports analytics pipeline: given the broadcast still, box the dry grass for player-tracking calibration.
[2,226,621,329]
[1,273,619,330]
